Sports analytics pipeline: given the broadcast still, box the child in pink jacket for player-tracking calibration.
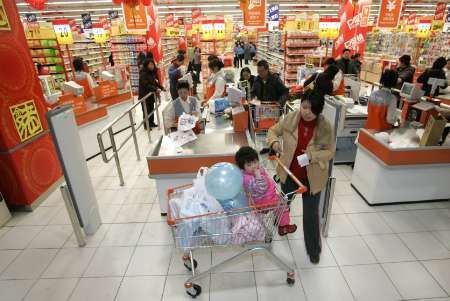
[235,146,297,236]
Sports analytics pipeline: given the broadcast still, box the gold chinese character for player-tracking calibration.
[9,100,43,142]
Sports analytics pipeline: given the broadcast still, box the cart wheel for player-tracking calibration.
[184,259,198,271]
[287,277,295,286]
[186,284,202,298]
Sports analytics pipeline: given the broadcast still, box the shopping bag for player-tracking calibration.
[177,113,198,132]
[209,98,230,114]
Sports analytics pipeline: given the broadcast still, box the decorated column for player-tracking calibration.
[0,0,62,207]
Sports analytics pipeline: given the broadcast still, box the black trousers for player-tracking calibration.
[234,56,239,68]
[141,94,155,125]
[282,176,322,257]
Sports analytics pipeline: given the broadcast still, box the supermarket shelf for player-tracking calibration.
[29,46,58,49]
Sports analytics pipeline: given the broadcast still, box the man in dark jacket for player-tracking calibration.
[168,54,185,100]
[252,60,289,106]
[396,54,415,89]
[336,48,358,75]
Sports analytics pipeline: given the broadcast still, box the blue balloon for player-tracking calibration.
[219,190,249,212]
[205,162,243,201]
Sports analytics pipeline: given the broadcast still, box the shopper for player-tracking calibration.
[234,42,243,68]
[365,69,399,132]
[204,59,226,105]
[250,42,256,61]
[446,58,450,82]
[164,80,200,131]
[267,90,335,264]
[239,67,256,100]
[351,53,362,76]
[244,42,252,65]
[187,47,202,95]
[168,54,185,100]
[139,58,164,128]
[303,64,340,96]
[323,58,345,95]
[417,57,448,97]
[108,53,114,67]
[73,57,96,93]
[238,42,245,67]
[137,52,147,71]
[396,54,415,89]
[252,60,289,106]
[336,48,358,75]
[235,146,297,236]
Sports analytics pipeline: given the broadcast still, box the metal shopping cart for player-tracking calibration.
[166,156,307,298]
[249,101,283,134]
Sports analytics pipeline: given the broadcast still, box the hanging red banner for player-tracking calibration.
[243,0,266,27]
[434,2,446,21]
[407,13,416,25]
[122,1,148,31]
[146,1,162,64]
[377,0,403,28]
[166,13,174,27]
[333,0,372,57]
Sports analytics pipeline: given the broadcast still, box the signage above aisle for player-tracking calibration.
[319,17,340,39]
[377,0,403,28]
[92,23,107,44]
[431,2,447,32]
[122,1,148,31]
[243,0,266,27]
[52,19,73,45]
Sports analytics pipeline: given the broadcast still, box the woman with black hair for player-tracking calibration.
[366,69,399,131]
[187,47,202,95]
[137,52,147,71]
[204,59,226,105]
[139,58,164,128]
[267,90,336,264]
[73,57,96,92]
[417,57,448,97]
[239,67,256,99]
[303,64,340,96]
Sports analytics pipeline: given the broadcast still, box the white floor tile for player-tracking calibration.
[337,195,375,214]
[84,246,134,277]
[327,236,377,266]
[96,189,128,206]
[126,246,172,276]
[433,231,450,250]
[331,200,345,214]
[1,249,57,279]
[398,232,450,260]
[334,181,357,196]
[114,204,152,223]
[64,224,111,248]
[0,250,21,274]
[290,239,337,268]
[138,222,172,245]
[341,264,401,301]
[412,298,450,301]
[0,226,43,250]
[211,246,253,273]
[383,261,447,299]
[412,209,450,231]
[363,234,415,263]
[423,259,450,295]
[124,188,155,204]
[255,270,306,301]
[147,203,166,222]
[252,240,295,271]
[131,175,154,189]
[327,214,358,237]
[168,248,211,275]
[42,248,96,278]
[0,227,9,238]
[301,267,354,301]
[163,274,210,301]
[347,213,393,235]
[0,279,35,301]
[24,278,78,301]
[48,209,71,225]
[380,211,428,233]
[115,276,165,301]
[101,223,144,246]
[210,272,257,301]
[28,225,72,249]
[69,277,122,301]
[13,207,61,226]
[98,205,122,223]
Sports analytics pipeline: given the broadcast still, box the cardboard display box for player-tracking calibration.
[420,115,447,146]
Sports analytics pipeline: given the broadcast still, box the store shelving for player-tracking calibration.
[27,38,68,88]
[418,31,450,71]
[111,35,147,94]
[62,40,111,81]
[283,32,320,87]
[256,32,284,76]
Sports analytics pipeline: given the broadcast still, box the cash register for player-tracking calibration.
[400,82,426,122]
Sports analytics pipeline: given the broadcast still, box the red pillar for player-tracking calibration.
[0,0,62,208]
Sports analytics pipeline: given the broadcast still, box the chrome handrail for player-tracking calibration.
[97,92,161,186]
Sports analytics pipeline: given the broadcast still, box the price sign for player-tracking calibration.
[416,21,431,38]
[319,18,340,39]
[52,20,73,45]
[92,24,107,44]
[201,21,214,40]
[214,21,225,40]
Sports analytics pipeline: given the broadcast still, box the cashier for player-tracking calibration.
[204,59,226,106]
[73,57,96,93]
[165,80,200,131]
[366,69,399,132]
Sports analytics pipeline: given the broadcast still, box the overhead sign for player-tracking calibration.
[108,10,119,20]
[434,2,446,21]
[319,17,340,39]
[214,20,225,40]
[268,4,279,21]
[81,13,92,29]
[92,23,107,44]
[377,0,403,28]
[52,19,74,45]
[243,0,266,27]
[122,2,148,31]
[192,8,202,33]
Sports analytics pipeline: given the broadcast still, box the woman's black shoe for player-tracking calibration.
[310,254,320,264]
[149,123,158,128]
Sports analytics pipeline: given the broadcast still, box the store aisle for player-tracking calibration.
[1,117,450,301]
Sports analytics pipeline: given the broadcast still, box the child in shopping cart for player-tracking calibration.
[235,146,297,236]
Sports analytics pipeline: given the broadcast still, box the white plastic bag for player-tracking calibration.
[177,113,198,132]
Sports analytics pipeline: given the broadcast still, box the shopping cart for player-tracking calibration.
[249,101,283,134]
[166,158,307,298]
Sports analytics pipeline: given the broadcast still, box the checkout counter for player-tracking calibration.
[147,114,250,214]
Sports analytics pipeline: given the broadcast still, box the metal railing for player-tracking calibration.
[97,92,160,186]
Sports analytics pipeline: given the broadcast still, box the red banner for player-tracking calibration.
[434,2,447,21]
[166,13,174,27]
[146,2,162,64]
[122,2,148,30]
[377,0,403,28]
[192,8,201,24]
[407,13,416,25]
[243,0,266,27]
[333,0,372,57]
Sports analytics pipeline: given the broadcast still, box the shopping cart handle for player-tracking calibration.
[268,153,308,194]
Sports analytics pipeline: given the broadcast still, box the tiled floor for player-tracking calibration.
[1,92,450,300]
